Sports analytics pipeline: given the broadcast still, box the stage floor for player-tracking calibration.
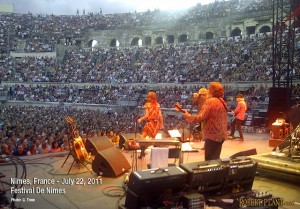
[1,132,300,209]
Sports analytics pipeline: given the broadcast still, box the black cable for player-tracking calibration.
[8,157,20,209]
[0,155,27,209]
[102,185,125,198]
[116,192,126,209]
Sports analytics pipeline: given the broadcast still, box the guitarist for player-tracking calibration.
[137,91,164,158]
[192,87,208,142]
[175,82,228,161]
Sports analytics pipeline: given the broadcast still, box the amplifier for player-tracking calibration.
[224,158,258,194]
[180,160,227,195]
[125,166,187,209]
[127,166,187,195]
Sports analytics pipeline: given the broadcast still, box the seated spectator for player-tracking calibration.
[0,143,10,155]
[27,144,38,155]
[21,139,29,153]
[40,142,49,154]
[35,139,42,153]
[13,144,27,156]
[50,140,62,153]
[47,136,55,152]
[61,138,70,151]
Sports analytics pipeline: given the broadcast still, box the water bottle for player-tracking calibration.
[275,147,279,155]
[123,172,129,186]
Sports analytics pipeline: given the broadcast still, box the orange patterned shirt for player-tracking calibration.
[190,97,228,142]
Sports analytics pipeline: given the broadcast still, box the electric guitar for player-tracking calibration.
[173,103,187,113]
[65,116,89,162]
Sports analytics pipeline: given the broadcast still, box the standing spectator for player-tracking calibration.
[229,93,247,141]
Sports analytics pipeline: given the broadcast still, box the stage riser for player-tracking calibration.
[250,154,300,180]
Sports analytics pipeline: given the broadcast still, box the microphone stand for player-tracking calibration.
[134,113,139,139]
[188,105,195,142]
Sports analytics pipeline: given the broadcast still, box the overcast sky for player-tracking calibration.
[4,0,215,15]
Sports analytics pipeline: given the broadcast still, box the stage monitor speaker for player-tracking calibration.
[230,148,257,159]
[119,133,142,149]
[267,87,291,128]
[85,136,113,155]
[92,147,131,177]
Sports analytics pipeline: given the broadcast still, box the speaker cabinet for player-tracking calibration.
[267,87,291,128]
[87,136,131,177]
[92,147,131,177]
[85,136,114,155]
[119,133,141,149]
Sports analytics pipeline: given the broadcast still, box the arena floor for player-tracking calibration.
[1,132,299,209]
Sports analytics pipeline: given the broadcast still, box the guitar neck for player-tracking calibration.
[178,108,186,113]
[174,104,187,113]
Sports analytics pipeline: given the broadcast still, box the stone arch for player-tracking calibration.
[259,25,271,33]
[167,35,174,44]
[87,39,98,48]
[110,39,120,47]
[246,26,256,35]
[206,32,214,40]
[144,36,152,46]
[155,36,163,45]
[178,34,188,43]
[131,37,142,46]
[230,28,242,37]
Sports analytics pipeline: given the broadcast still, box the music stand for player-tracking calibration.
[168,129,182,139]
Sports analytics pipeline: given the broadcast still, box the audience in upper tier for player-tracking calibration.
[0,0,272,53]
[1,32,300,85]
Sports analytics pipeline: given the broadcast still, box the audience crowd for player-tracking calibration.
[0,83,272,109]
[0,81,273,158]
[0,105,190,156]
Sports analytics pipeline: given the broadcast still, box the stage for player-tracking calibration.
[1,132,299,209]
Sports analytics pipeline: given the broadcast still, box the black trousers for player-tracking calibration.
[204,139,224,161]
[230,118,244,139]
